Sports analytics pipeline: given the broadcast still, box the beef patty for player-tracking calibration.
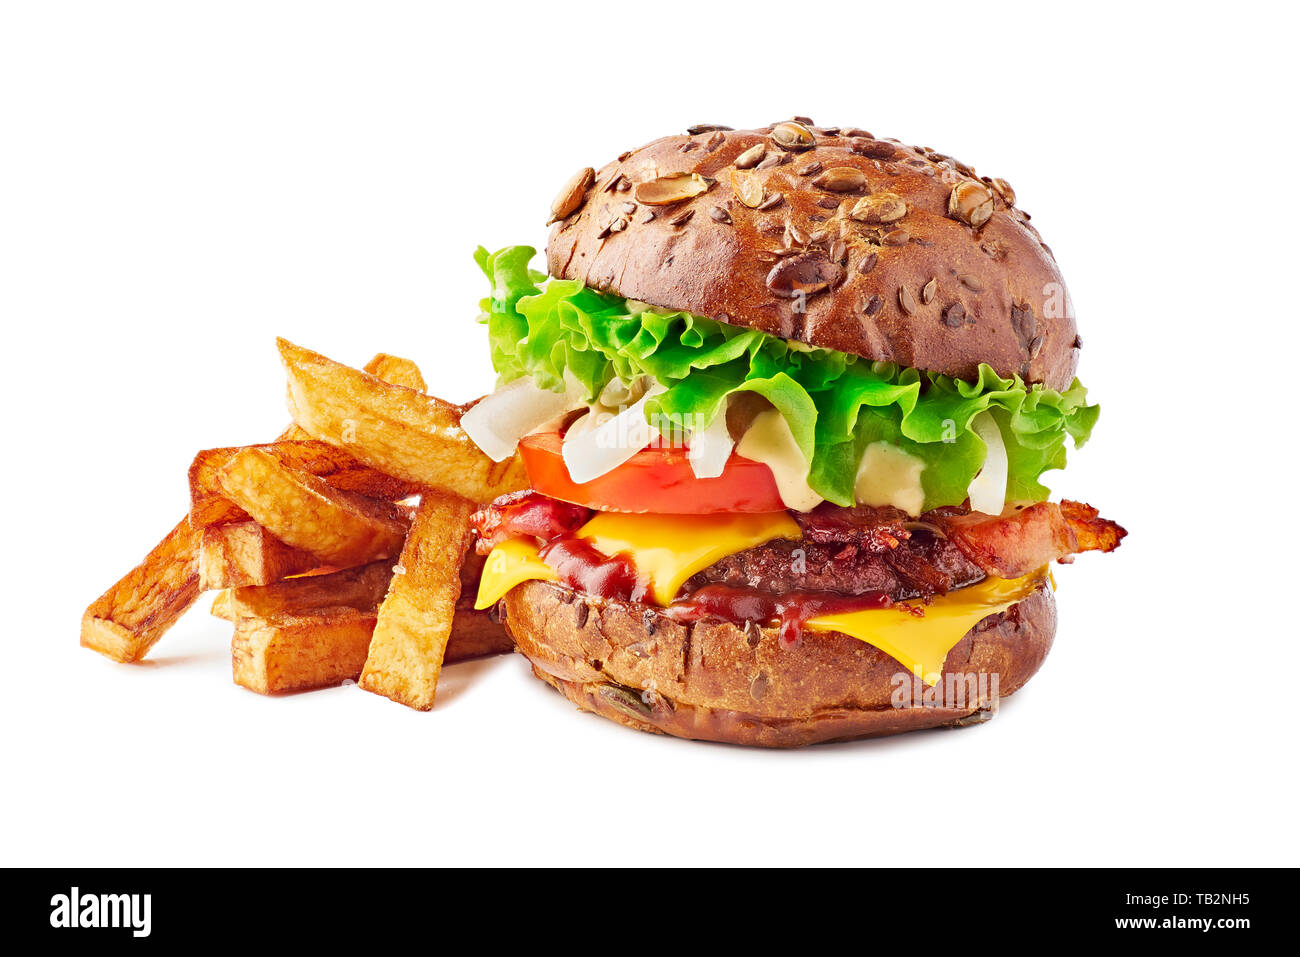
[685,529,985,602]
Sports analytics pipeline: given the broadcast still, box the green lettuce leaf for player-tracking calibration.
[476,245,1098,510]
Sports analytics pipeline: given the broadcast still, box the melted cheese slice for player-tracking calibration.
[475,511,799,609]
[578,511,800,606]
[473,537,558,609]
[805,570,1051,685]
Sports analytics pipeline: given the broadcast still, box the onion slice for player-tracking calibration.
[460,375,583,462]
[687,405,734,479]
[967,411,1009,516]
[561,384,666,484]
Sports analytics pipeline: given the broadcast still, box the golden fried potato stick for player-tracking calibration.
[222,561,393,620]
[198,521,321,589]
[267,352,421,441]
[189,440,419,529]
[278,338,528,503]
[359,491,476,710]
[216,448,410,567]
[81,518,203,663]
[233,608,378,694]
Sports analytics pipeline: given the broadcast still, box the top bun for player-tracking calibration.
[545,120,1079,390]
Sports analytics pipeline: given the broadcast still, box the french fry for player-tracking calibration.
[359,491,476,710]
[362,353,427,392]
[265,354,421,440]
[278,338,529,503]
[215,499,393,697]
[198,521,321,589]
[216,448,410,567]
[189,440,419,529]
[222,561,393,619]
[232,608,378,694]
[81,518,203,663]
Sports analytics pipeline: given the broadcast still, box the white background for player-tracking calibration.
[2,1,1296,867]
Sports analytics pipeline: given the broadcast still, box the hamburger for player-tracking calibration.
[460,118,1125,747]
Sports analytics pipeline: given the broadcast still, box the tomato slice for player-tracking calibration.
[517,430,784,514]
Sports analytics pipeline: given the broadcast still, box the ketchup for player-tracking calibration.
[664,585,892,647]
[539,536,648,604]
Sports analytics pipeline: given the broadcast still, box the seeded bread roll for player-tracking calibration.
[546,119,1078,390]
[500,577,1056,748]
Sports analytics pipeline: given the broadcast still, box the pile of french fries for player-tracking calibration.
[81,340,530,710]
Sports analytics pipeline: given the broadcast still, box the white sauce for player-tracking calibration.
[854,441,926,516]
[735,409,824,512]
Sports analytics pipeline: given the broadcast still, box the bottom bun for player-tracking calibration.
[500,578,1056,748]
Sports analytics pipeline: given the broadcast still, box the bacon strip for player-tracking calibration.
[1059,500,1127,554]
[470,491,590,554]
[934,500,1126,578]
